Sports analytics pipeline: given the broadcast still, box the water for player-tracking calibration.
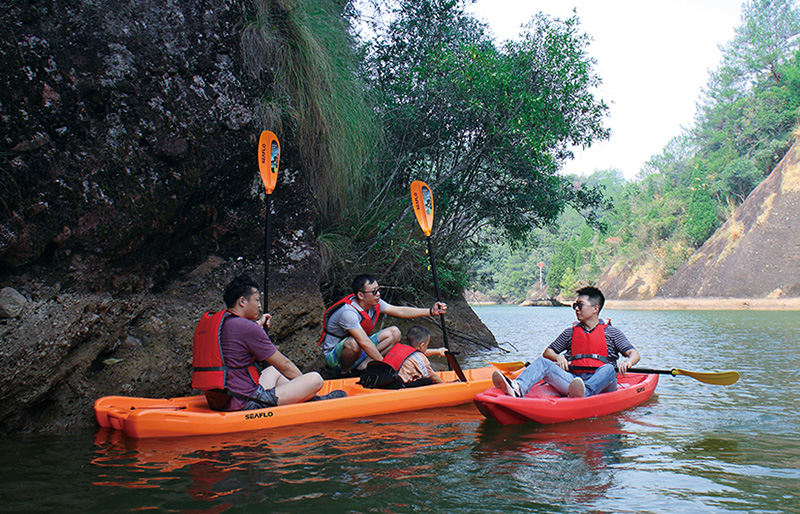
[1,306,799,513]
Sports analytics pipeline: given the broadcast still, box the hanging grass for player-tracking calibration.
[241,0,379,222]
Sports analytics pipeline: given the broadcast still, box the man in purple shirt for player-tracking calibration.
[216,275,339,411]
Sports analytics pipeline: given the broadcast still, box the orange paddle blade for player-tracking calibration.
[258,131,280,194]
[410,181,434,236]
[489,361,527,372]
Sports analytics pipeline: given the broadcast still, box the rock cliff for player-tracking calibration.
[657,138,800,298]
[598,138,800,302]
[0,0,328,435]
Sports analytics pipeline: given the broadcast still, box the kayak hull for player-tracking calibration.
[95,366,507,438]
[473,373,658,425]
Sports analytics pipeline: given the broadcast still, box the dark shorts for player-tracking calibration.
[241,385,279,411]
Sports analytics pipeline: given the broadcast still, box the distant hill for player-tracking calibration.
[656,138,800,298]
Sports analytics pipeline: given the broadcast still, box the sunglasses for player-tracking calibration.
[361,288,381,296]
[572,302,595,310]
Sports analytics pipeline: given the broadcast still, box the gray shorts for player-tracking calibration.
[242,385,279,410]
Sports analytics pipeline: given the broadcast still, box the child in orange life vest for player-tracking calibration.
[397,326,445,385]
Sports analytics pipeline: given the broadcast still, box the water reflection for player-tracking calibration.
[91,406,486,512]
[472,415,632,508]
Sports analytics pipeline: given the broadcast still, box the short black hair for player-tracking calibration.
[224,275,259,308]
[351,274,377,295]
[576,285,604,311]
[406,325,430,348]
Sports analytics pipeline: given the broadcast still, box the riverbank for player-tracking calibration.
[469,297,800,310]
[606,297,800,310]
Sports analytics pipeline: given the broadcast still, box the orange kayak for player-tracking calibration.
[473,373,658,425]
[95,366,511,438]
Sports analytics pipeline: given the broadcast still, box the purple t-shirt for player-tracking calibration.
[220,314,277,410]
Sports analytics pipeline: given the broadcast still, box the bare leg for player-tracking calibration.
[339,338,362,371]
[275,372,324,405]
[355,327,401,370]
[375,326,401,354]
[258,366,290,389]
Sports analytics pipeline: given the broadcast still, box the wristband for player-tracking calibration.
[429,306,434,316]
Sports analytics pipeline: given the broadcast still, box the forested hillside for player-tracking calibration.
[471,0,800,303]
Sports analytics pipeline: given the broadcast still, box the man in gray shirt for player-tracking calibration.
[320,274,447,375]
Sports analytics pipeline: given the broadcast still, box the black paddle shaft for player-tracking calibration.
[264,195,272,315]
[426,236,450,353]
[570,365,674,375]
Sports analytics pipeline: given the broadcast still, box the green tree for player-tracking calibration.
[547,241,580,296]
[469,0,800,301]
[718,0,800,87]
[683,165,720,247]
[697,0,800,183]
[366,0,609,240]
[322,0,610,299]
[714,157,763,203]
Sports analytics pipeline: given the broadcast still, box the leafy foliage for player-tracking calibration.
[316,0,610,301]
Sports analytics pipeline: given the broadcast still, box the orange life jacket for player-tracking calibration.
[568,319,612,372]
[317,294,381,345]
[381,343,419,371]
[191,311,260,391]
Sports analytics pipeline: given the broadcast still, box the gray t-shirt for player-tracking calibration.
[321,298,389,353]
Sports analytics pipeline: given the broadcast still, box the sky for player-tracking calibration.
[465,0,745,180]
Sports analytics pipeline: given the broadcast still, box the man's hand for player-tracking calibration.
[258,313,272,329]
[430,302,447,316]
[618,349,640,376]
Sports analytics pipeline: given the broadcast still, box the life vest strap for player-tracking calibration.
[569,353,611,363]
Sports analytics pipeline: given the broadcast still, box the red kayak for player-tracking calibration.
[473,373,658,425]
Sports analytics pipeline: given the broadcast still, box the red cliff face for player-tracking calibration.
[657,139,800,299]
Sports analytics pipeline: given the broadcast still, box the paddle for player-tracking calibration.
[489,361,528,373]
[410,181,466,382]
[570,365,740,386]
[445,351,467,383]
[257,131,280,313]
[489,361,740,386]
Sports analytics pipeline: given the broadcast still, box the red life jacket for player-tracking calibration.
[381,343,419,371]
[569,319,612,372]
[191,311,260,391]
[317,294,381,345]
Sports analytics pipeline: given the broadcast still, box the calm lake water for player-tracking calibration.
[1,306,799,513]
